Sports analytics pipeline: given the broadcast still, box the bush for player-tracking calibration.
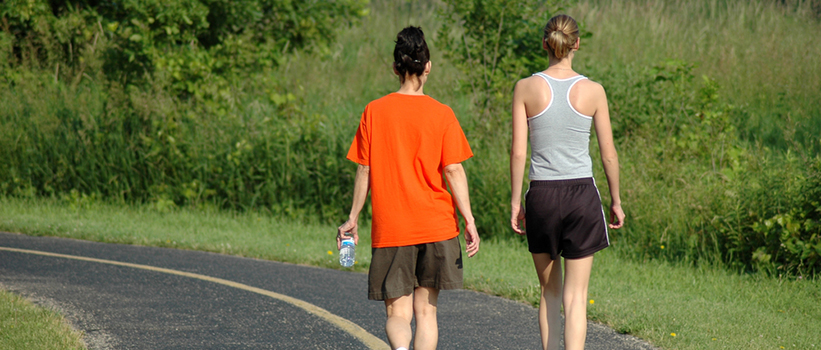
[436,0,572,125]
[0,0,368,95]
[726,154,821,276]
[585,58,821,275]
[0,72,359,221]
[0,0,368,221]
[2,0,820,277]
[436,0,821,274]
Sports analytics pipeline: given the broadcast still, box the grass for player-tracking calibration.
[465,236,821,350]
[1,196,819,350]
[0,289,86,350]
[0,196,373,270]
[3,0,819,264]
[587,256,821,349]
[572,0,821,151]
[3,0,821,348]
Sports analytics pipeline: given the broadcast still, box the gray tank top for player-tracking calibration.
[528,72,594,180]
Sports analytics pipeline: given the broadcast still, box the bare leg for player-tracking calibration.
[384,294,414,350]
[563,255,594,350]
[532,253,562,350]
[412,287,439,350]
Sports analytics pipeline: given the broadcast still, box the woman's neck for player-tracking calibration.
[397,75,426,95]
[547,54,574,71]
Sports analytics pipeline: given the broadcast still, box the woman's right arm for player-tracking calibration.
[590,84,625,229]
[510,80,529,235]
[337,164,370,248]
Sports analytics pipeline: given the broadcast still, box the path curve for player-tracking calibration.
[0,232,657,349]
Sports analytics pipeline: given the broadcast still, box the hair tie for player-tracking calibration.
[401,53,422,63]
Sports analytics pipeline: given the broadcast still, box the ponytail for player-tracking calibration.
[543,15,579,59]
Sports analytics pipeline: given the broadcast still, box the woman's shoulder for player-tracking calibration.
[513,74,548,95]
[576,76,604,89]
[370,93,398,105]
[516,74,545,86]
[372,93,456,119]
[367,93,422,110]
[574,77,606,97]
[419,95,456,116]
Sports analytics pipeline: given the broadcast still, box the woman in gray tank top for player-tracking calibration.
[508,14,625,350]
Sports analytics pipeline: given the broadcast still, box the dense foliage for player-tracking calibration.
[587,59,821,276]
[437,0,585,123]
[1,0,819,276]
[0,0,367,218]
[1,0,367,93]
[435,0,821,275]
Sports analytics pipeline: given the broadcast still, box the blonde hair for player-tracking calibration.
[543,15,579,59]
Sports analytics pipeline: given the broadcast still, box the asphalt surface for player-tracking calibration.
[0,232,657,349]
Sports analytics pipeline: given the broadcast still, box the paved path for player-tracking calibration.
[0,232,656,349]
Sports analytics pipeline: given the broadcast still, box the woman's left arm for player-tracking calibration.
[591,84,625,229]
[444,163,480,257]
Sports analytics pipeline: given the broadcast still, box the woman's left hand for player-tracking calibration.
[464,221,480,257]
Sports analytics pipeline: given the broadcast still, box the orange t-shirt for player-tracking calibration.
[347,93,473,248]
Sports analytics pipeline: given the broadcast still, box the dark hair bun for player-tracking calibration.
[394,26,430,79]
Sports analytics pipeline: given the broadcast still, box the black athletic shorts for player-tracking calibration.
[525,178,609,260]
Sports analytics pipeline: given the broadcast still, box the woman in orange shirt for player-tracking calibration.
[337,26,480,350]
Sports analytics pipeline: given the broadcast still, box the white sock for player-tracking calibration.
[395,348,408,350]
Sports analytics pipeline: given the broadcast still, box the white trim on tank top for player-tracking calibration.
[528,73,554,120]
[566,78,593,120]
[536,72,581,81]
[528,72,592,120]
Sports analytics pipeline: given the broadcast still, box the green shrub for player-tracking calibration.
[582,58,821,275]
[2,0,820,277]
[0,0,369,222]
[436,0,571,124]
[0,73,359,221]
[725,154,821,275]
[0,0,368,96]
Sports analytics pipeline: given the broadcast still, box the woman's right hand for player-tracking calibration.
[511,204,526,235]
[337,218,360,250]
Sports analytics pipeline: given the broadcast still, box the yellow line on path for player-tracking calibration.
[0,246,390,350]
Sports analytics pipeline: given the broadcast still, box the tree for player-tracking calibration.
[437,0,572,125]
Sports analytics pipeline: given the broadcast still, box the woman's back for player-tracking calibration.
[520,71,606,180]
[518,71,604,119]
[348,92,473,248]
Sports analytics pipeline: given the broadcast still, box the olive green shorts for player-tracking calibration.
[368,236,463,301]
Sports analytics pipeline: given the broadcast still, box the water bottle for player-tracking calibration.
[339,239,355,267]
